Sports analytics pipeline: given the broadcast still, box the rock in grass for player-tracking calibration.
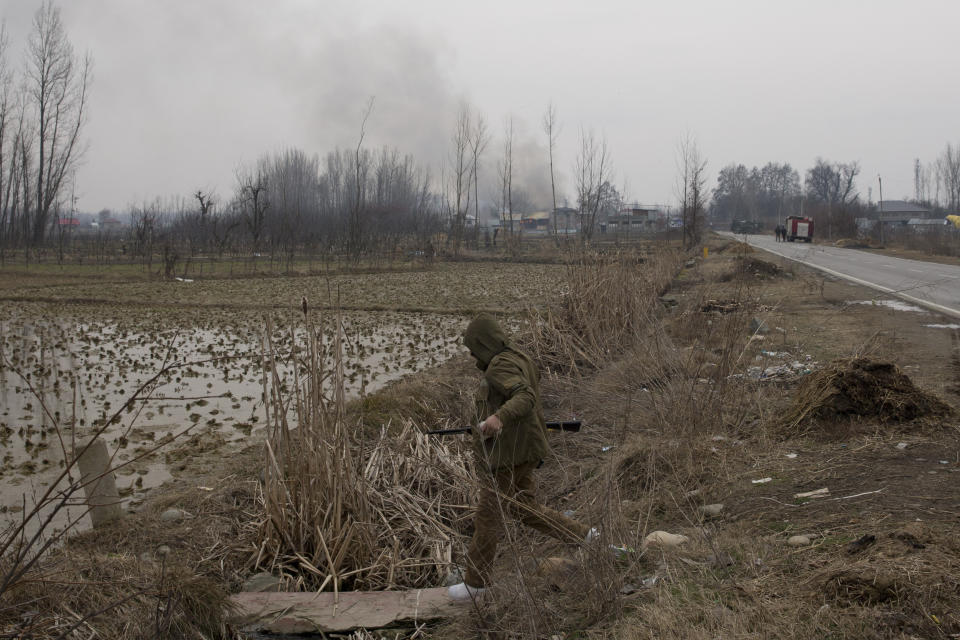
[644,531,689,548]
[787,535,811,547]
[700,503,724,517]
[159,508,186,523]
[243,572,282,593]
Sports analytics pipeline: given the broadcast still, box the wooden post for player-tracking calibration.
[76,437,122,527]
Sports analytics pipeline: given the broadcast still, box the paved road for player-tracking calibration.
[718,232,960,319]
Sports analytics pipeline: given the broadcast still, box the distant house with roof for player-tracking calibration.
[607,205,662,231]
[874,200,933,224]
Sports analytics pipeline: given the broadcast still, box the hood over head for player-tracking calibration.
[463,314,509,369]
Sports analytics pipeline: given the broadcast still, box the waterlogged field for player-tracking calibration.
[0,261,563,532]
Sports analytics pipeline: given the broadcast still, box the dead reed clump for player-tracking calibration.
[782,357,954,430]
[253,315,474,593]
[521,249,683,374]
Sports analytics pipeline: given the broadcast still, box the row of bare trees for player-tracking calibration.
[150,145,443,266]
[915,143,960,212]
[0,2,90,259]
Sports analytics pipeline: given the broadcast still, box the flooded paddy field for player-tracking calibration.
[0,260,562,534]
[0,300,465,532]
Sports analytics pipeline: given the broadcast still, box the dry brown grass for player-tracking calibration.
[521,247,683,375]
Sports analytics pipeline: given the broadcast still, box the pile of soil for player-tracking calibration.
[785,357,953,427]
[718,256,781,282]
[737,256,782,278]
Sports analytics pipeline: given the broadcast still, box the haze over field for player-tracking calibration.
[1,0,958,212]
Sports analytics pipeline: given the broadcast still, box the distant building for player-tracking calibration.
[57,217,81,227]
[551,207,579,233]
[907,218,948,230]
[608,205,661,231]
[521,211,551,231]
[874,200,932,224]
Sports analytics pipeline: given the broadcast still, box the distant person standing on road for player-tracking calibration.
[447,314,597,601]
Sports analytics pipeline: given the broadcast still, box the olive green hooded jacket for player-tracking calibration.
[463,314,549,471]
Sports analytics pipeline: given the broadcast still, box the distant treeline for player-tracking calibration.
[710,144,960,238]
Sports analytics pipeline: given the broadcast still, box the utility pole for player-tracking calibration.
[878,174,884,246]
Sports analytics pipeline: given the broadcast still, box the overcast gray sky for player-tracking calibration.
[2,0,957,213]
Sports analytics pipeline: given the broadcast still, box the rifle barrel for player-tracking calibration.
[426,420,581,436]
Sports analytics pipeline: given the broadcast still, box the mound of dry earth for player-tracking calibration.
[785,357,954,428]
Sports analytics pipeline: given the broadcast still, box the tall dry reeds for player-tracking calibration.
[255,314,473,592]
[522,248,683,374]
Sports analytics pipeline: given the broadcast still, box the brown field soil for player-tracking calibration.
[3,237,959,639]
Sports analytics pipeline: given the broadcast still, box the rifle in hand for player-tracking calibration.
[426,420,582,436]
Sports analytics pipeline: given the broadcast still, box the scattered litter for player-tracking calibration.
[562,509,576,518]
[940,460,949,464]
[787,535,811,547]
[746,360,816,381]
[752,477,773,484]
[174,277,194,283]
[711,435,727,442]
[196,486,214,492]
[851,299,927,313]
[794,488,830,499]
[760,350,790,357]
[785,453,798,459]
[601,445,615,452]
[896,442,909,450]
[610,545,636,559]
[923,323,960,329]
[643,531,689,549]
[641,576,658,588]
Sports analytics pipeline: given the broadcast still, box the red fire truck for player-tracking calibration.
[785,215,814,242]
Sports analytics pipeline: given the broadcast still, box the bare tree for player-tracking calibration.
[675,133,707,250]
[498,116,515,247]
[543,102,561,241]
[449,102,472,255]
[0,22,14,257]
[935,143,960,212]
[236,162,269,254]
[26,1,92,246]
[469,111,489,249]
[804,158,860,239]
[574,127,611,244]
[349,97,375,260]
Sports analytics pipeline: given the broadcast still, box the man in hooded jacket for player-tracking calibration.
[448,314,596,601]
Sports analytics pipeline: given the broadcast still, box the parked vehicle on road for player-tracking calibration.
[731,219,762,234]
[785,215,814,242]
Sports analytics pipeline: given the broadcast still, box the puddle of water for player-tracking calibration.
[1,304,465,536]
[850,299,927,313]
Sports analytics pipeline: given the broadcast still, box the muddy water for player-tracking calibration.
[0,303,465,534]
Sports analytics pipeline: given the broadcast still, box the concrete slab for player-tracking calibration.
[229,587,464,634]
